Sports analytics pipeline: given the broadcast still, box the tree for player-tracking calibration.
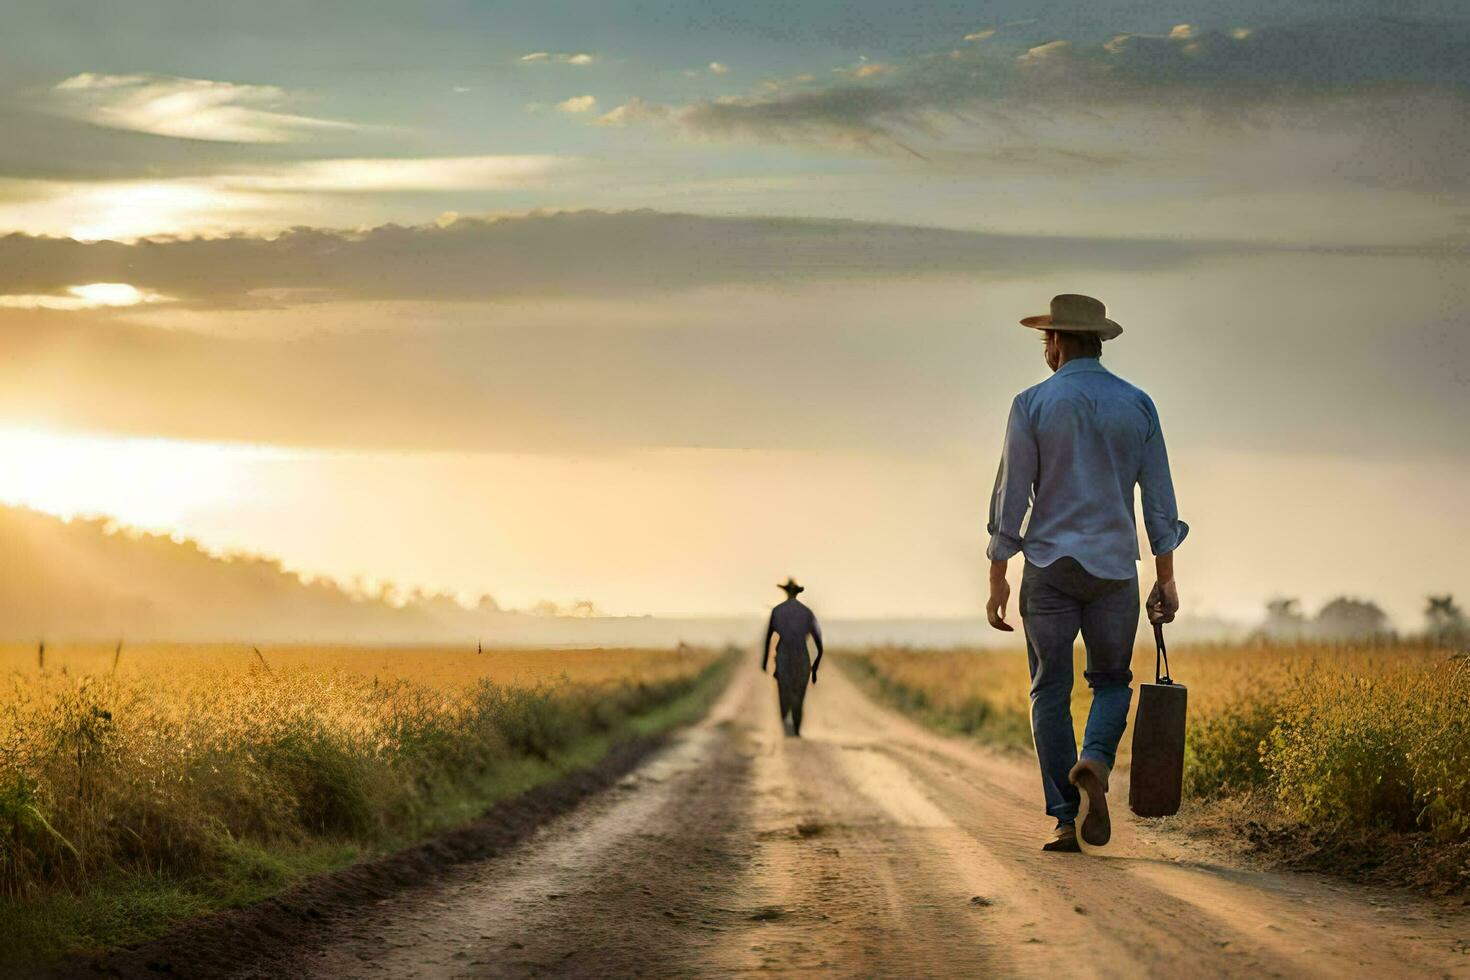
[1425,595,1467,645]
[1314,597,1392,643]
[567,599,598,618]
[1259,597,1308,641]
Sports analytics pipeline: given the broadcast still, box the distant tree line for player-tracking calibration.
[1256,594,1467,646]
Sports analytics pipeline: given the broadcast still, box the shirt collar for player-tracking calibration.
[1054,358,1109,377]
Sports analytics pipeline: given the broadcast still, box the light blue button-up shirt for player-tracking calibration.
[986,357,1188,581]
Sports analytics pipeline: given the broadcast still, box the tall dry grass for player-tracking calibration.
[0,646,717,904]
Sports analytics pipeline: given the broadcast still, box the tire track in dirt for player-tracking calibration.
[706,694,1001,976]
[54,734,680,980]
[270,716,756,979]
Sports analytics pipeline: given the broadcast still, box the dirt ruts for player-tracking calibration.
[53,734,675,980]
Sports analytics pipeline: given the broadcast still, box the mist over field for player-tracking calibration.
[0,504,753,645]
[5,503,1400,649]
[2,503,1013,647]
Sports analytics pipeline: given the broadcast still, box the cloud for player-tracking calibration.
[1016,40,1069,67]
[218,156,567,191]
[0,282,171,311]
[0,239,1461,465]
[596,97,671,128]
[708,62,729,74]
[555,95,597,114]
[519,52,594,65]
[0,157,571,239]
[0,209,1245,309]
[964,29,996,42]
[595,17,1470,183]
[50,73,354,143]
[599,86,929,157]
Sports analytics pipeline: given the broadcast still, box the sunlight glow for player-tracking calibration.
[0,282,171,310]
[0,155,566,240]
[0,426,298,530]
[0,178,268,241]
[63,181,252,241]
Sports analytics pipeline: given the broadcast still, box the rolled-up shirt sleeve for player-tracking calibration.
[1139,401,1189,556]
[986,395,1037,561]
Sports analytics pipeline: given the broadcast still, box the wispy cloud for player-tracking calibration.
[1015,40,1069,67]
[597,86,930,158]
[0,210,1245,308]
[218,155,566,192]
[0,157,571,239]
[50,73,354,143]
[555,95,597,114]
[844,62,892,79]
[519,52,594,65]
[594,17,1470,182]
[708,62,730,74]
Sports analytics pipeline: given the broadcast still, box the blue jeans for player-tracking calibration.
[1020,557,1138,824]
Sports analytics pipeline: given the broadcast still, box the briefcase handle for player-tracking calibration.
[1153,621,1174,685]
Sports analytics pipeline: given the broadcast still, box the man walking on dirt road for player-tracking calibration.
[985,294,1187,853]
[761,579,824,737]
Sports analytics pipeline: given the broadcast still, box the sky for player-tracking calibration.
[0,2,1466,630]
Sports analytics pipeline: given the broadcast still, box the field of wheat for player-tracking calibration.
[0,644,724,963]
[841,643,1470,891]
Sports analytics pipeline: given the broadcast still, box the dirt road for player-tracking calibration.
[263,663,1469,979]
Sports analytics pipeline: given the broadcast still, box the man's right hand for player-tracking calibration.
[1147,579,1179,624]
[986,573,1015,632]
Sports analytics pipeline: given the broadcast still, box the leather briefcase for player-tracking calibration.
[1129,622,1187,818]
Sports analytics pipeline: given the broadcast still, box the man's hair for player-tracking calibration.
[1051,330,1102,360]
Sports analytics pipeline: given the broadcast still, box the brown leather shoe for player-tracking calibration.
[1042,822,1081,852]
[1069,758,1112,847]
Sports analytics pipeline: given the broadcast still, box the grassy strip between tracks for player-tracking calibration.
[0,651,734,970]
[836,647,1470,900]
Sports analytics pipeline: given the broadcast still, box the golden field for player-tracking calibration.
[0,642,710,690]
[841,643,1470,890]
[0,644,724,963]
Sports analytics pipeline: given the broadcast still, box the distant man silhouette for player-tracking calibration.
[761,579,824,737]
[985,295,1187,854]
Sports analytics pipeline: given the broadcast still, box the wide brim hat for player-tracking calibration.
[1020,293,1122,341]
[778,578,804,595]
